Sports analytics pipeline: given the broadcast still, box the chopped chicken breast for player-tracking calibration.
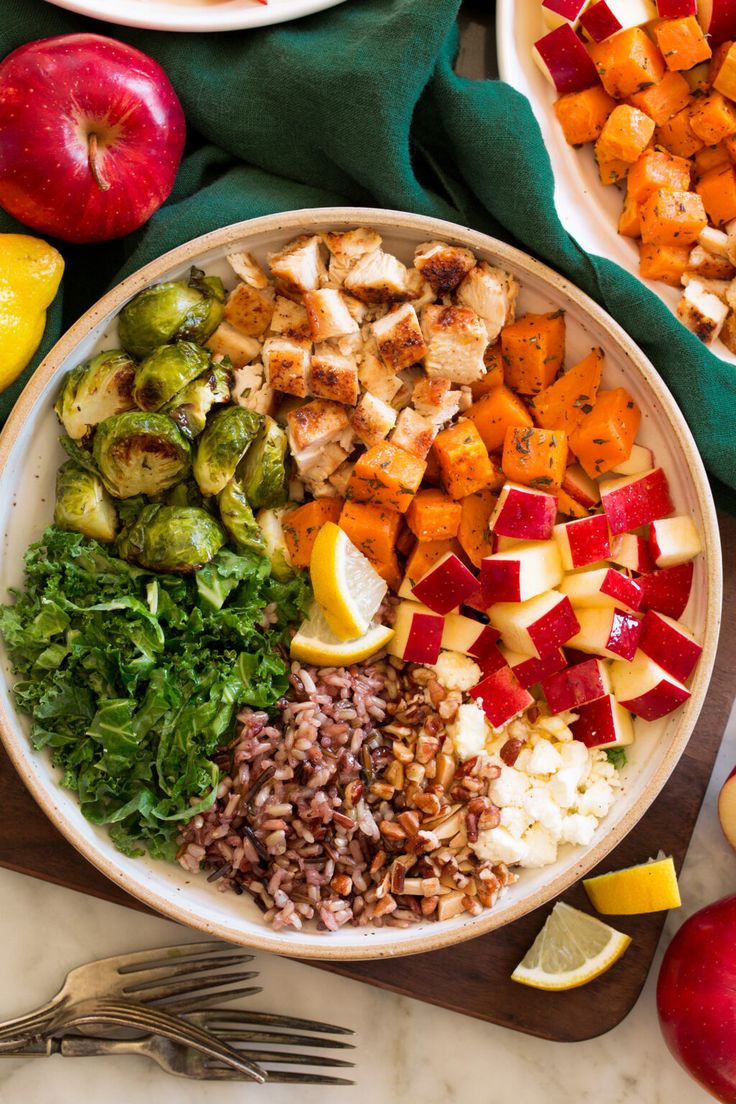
[268,235,327,294]
[286,399,351,456]
[680,272,731,301]
[323,227,383,285]
[231,362,276,416]
[310,346,359,406]
[226,250,270,289]
[405,268,438,310]
[262,336,312,397]
[269,296,312,343]
[687,245,735,281]
[455,262,518,343]
[358,345,402,403]
[389,406,437,459]
[351,391,398,447]
[328,460,356,497]
[414,240,477,296]
[412,376,461,425]
[676,279,728,344]
[207,322,261,369]
[303,288,360,342]
[224,282,274,338]
[372,303,427,372]
[300,442,350,495]
[421,303,488,384]
[344,249,410,303]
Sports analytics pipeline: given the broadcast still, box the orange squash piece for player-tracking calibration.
[689,92,736,146]
[531,347,604,436]
[696,163,736,225]
[619,193,641,238]
[347,442,426,514]
[339,501,401,564]
[638,241,692,287]
[628,69,691,126]
[554,85,617,146]
[569,388,642,478]
[502,427,569,491]
[655,103,705,158]
[694,143,731,174]
[714,42,736,100]
[626,148,692,204]
[458,490,496,568]
[405,538,465,588]
[282,498,343,568]
[406,489,462,543]
[595,151,631,186]
[653,16,712,72]
[596,104,655,163]
[471,342,505,399]
[590,28,666,98]
[466,385,533,452]
[639,188,707,246]
[557,488,590,519]
[434,421,502,500]
[500,311,566,395]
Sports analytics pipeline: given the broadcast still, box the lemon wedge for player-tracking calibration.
[511,901,631,991]
[291,605,394,666]
[310,521,387,641]
[583,856,681,915]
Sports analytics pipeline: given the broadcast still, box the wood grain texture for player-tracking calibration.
[0,510,731,1041]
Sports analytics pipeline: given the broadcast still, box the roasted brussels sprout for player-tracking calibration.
[166,480,205,509]
[117,267,225,359]
[92,412,191,499]
[162,362,232,440]
[133,341,211,412]
[117,503,225,573]
[257,507,295,581]
[54,463,118,543]
[54,350,136,440]
[239,416,288,510]
[193,406,261,497]
[218,479,266,555]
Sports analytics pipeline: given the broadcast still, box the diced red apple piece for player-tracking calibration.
[611,652,691,720]
[480,540,563,604]
[388,601,444,664]
[657,0,696,14]
[612,443,655,476]
[532,24,601,93]
[500,647,568,689]
[570,694,635,748]
[638,610,703,683]
[542,0,591,28]
[717,766,736,851]
[560,566,643,611]
[553,514,611,571]
[638,562,694,619]
[441,612,501,662]
[411,552,478,615]
[566,606,642,660]
[648,516,702,569]
[542,657,612,714]
[609,532,654,574]
[579,1,624,39]
[581,0,657,39]
[562,464,601,508]
[493,534,525,552]
[489,591,580,659]
[469,665,534,729]
[600,468,674,535]
[489,482,558,541]
[696,0,736,46]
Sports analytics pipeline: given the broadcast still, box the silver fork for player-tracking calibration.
[0,941,259,1043]
[0,997,266,1081]
[5,1007,355,1085]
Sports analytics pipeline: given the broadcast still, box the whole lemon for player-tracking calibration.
[0,234,64,393]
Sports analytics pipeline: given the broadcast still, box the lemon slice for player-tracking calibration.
[291,605,394,666]
[511,901,631,991]
[583,856,681,915]
[310,521,387,641]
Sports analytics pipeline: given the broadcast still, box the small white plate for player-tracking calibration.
[43,0,347,33]
[496,0,735,364]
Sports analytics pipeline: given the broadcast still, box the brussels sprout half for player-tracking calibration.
[163,362,232,440]
[133,341,211,412]
[54,462,118,543]
[257,506,295,581]
[218,478,266,555]
[239,415,288,510]
[93,412,191,499]
[193,405,262,497]
[117,267,225,360]
[117,504,225,573]
[54,350,136,441]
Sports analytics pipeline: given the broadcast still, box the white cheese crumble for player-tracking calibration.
[433,651,481,692]
[448,701,489,761]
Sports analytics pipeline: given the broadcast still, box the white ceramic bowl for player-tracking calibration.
[42,0,346,32]
[0,208,721,960]
[496,0,735,365]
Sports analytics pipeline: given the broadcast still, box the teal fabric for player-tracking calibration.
[1,0,734,506]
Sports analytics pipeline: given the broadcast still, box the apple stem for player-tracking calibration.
[88,133,110,192]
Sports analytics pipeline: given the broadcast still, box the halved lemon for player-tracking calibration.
[291,605,394,666]
[583,856,681,915]
[511,901,631,991]
[310,522,387,641]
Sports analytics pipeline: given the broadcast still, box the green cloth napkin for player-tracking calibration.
[2,0,734,506]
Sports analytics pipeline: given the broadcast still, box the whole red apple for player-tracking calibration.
[657,894,736,1102]
[0,34,185,243]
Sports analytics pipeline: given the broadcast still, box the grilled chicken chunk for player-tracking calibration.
[455,262,518,343]
[224,281,274,338]
[303,288,360,342]
[351,391,398,447]
[310,346,360,406]
[344,249,411,303]
[231,361,276,416]
[269,296,312,344]
[207,322,261,369]
[323,227,383,286]
[421,303,488,384]
[286,399,351,457]
[372,303,427,372]
[676,280,728,344]
[389,406,437,459]
[414,240,477,296]
[268,235,327,294]
[358,344,402,403]
[226,250,270,290]
[412,376,461,425]
[263,336,312,397]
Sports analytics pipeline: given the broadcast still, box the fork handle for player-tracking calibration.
[58,1037,146,1059]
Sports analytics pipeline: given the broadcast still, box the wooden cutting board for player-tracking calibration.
[0,511,731,1041]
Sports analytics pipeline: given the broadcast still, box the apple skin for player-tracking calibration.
[718,767,736,852]
[411,552,478,615]
[0,34,185,243]
[580,1,623,41]
[657,895,736,1103]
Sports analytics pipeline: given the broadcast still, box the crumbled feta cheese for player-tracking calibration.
[559,740,589,773]
[500,806,530,839]
[526,740,563,776]
[561,813,598,847]
[576,780,616,819]
[549,767,580,809]
[523,787,564,836]
[536,712,577,740]
[519,824,558,868]
[448,702,488,761]
[473,825,529,865]
[489,765,531,808]
[433,651,481,693]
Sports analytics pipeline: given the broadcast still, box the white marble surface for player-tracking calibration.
[0,700,734,1104]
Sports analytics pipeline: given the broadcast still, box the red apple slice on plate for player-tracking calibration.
[553,513,611,570]
[542,0,592,28]
[388,601,444,664]
[480,540,563,604]
[697,0,736,46]
[600,468,674,534]
[612,443,655,476]
[560,566,643,611]
[580,0,625,39]
[541,657,612,713]
[638,562,694,619]
[469,665,534,728]
[611,652,691,720]
[562,464,601,508]
[648,516,702,568]
[441,612,501,662]
[609,532,654,574]
[489,482,558,541]
[489,591,580,658]
[532,24,602,93]
[638,610,703,682]
[411,552,478,615]
[657,0,696,14]
[570,694,635,747]
[500,646,568,688]
[567,606,642,660]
